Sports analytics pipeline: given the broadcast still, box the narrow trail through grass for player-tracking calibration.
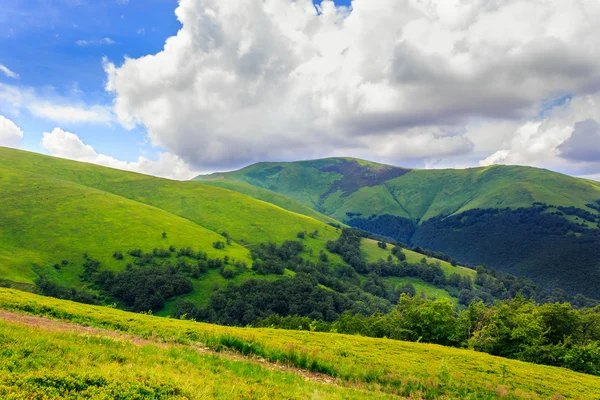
[2,289,599,399]
[0,310,338,387]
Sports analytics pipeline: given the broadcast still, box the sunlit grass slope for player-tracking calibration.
[0,164,250,287]
[383,165,600,222]
[2,288,599,399]
[362,239,475,278]
[199,179,342,225]
[0,147,343,264]
[0,324,393,400]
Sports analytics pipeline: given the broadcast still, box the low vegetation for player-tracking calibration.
[2,288,600,399]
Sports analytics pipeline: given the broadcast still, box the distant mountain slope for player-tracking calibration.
[197,158,600,222]
[198,158,412,218]
[198,180,342,226]
[195,157,600,298]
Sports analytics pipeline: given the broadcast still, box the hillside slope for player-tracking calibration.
[0,165,250,287]
[199,179,342,225]
[2,288,599,399]
[0,147,472,315]
[0,147,348,307]
[0,148,342,251]
[196,158,600,298]
[197,158,600,222]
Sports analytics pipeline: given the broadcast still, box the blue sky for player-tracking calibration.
[0,0,181,161]
[0,0,352,162]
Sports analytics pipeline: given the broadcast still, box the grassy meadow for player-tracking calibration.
[0,147,346,295]
[1,288,599,399]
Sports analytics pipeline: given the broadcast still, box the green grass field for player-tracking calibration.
[0,147,347,292]
[0,147,342,249]
[1,288,599,399]
[0,165,250,287]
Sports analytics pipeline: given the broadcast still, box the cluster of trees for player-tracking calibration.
[325,229,365,271]
[251,241,305,275]
[95,266,193,312]
[254,294,600,376]
[35,276,99,305]
[175,273,356,326]
[413,205,600,299]
[585,200,600,213]
[40,247,245,312]
[554,204,599,223]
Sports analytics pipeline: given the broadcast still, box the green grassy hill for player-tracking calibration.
[2,288,599,399]
[199,180,342,225]
[0,147,470,314]
[195,158,600,298]
[0,165,250,288]
[0,147,346,303]
[0,148,342,252]
[196,158,600,223]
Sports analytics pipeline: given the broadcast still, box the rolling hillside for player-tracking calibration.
[196,158,600,298]
[0,147,471,316]
[0,147,344,305]
[2,288,599,399]
[0,148,342,252]
[197,157,600,222]
[0,165,250,287]
[199,179,342,226]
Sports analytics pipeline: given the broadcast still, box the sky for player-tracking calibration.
[1,0,600,180]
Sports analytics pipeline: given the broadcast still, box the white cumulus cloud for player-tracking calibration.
[41,128,199,180]
[103,0,600,171]
[0,115,23,148]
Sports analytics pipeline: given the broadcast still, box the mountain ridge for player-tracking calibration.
[194,157,600,298]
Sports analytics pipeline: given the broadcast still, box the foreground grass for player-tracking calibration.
[0,318,392,400]
[1,289,598,399]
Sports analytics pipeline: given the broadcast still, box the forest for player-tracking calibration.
[414,205,600,298]
[349,204,600,299]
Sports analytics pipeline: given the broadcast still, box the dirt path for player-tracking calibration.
[0,309,336,386]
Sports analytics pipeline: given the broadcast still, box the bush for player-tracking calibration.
[220,266,236,279]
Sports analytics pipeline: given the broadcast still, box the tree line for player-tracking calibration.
[254,294,600,376]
